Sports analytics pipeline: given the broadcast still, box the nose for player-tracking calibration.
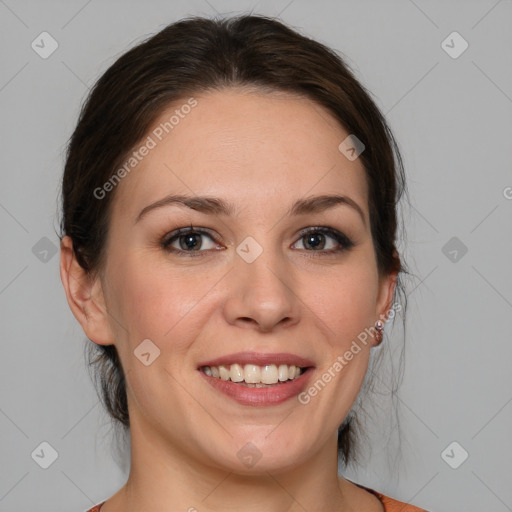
[223,245,300,333]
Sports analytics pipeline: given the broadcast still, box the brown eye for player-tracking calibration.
[302,232,328,250]
[292,227,354,254]
[161,227,220,256]
[176,232,206,251]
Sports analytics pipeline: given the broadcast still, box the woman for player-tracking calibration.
[59,14,427,512]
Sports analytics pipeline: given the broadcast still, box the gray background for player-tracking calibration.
[1,0,511,511]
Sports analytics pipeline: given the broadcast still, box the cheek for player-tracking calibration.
[307,262,379,348]
[105,251,215,359]
[106,258,209,418]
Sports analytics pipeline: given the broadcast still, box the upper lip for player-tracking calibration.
[197,351,315,369]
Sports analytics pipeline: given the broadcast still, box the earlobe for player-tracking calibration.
[59,236,114,345]
[370,271,398,348]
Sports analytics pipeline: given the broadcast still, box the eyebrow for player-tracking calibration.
[135,193,366,226]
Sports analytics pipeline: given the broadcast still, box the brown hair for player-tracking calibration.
[60,14,408,467]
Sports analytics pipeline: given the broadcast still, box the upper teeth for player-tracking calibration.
[201,364,304,384]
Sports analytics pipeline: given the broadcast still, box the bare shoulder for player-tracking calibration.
[92,486,125,512]
[338,477,385,512]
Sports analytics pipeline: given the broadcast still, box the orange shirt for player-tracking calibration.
[360,484,428,511]
[85,487,428,512]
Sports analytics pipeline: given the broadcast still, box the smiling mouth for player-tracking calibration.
[199,363,308,387]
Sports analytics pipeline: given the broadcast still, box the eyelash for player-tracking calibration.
[160,224,354,258]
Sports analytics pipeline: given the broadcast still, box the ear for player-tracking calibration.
[374,268,399,332]
[60,235,114,345]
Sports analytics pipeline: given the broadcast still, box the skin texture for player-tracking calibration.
[61,88,396,511]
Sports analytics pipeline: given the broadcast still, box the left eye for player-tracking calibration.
[292,227,352,252]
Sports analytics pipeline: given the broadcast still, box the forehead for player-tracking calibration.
[112,88,368,220]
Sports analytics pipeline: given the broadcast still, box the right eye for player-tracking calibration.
[161,226,222,257]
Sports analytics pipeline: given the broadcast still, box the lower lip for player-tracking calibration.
[198,368,314,406]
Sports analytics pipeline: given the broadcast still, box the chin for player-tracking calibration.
[203,433,315,476]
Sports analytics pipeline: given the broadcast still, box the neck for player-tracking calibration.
[111,416,349,512]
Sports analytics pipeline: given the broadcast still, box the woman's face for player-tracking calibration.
[88,88,395,472]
